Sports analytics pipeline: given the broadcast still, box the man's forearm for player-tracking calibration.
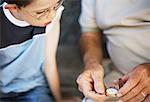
[80,32,103,67]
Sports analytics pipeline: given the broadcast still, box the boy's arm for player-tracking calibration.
[44,56,62,102]
[44,35,62,101]
[44,22,62,102]
[44,6,65,101]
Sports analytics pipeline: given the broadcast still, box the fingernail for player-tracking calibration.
[95,86,104,94]
[117,93,123,97]
[97,90,105,94]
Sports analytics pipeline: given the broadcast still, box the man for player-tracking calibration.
[76,0,150,101]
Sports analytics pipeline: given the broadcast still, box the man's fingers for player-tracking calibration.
[76,73,92,84]
[93,77,105,94]
[92,72,105,94]
[144,95,150,102]
[120,87,150,102]
[76,73,93,93]
[113,79,119,85]
[121,73,130,80]
[82,80,93,96]
[85,91,108,101]
[117,78,137,97]
[81,81,107,101]
[90,64,105,94]
[117,74,141,97]
[76,64,106,100]
[94,81,105,94]
[113,74,129,87]
[120,80,145,101]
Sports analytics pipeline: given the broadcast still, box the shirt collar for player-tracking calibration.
[3,2,30,27]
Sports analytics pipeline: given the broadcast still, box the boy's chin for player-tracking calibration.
[28,21,52,27]
[32,22,51,27]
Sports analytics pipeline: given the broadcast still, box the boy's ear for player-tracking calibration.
[4,4,17,10]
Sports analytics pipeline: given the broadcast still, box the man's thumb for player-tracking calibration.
[93,75,105,94]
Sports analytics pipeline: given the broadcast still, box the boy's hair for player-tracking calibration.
[2,0,33,8]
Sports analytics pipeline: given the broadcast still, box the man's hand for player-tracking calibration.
[116,63,150,102]
[76,63,107,101]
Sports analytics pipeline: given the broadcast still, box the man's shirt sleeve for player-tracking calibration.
[79,0,99,33]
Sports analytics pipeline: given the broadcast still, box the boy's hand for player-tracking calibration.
[116,63,150,102]
[76,63,107,101]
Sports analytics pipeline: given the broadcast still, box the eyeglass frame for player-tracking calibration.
[17,0,64,21]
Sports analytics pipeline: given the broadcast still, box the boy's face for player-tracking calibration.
[17,0,63,27]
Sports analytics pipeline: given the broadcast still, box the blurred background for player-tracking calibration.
[57,0,83,100]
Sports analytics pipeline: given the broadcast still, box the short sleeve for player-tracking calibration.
[79,0,99,33]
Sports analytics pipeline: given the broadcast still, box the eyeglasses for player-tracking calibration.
[19,0,64,21]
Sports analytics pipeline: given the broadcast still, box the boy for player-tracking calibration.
[0,0,64,102]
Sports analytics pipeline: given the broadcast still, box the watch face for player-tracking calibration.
[105,88,119,102]
[106,87,118,96]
